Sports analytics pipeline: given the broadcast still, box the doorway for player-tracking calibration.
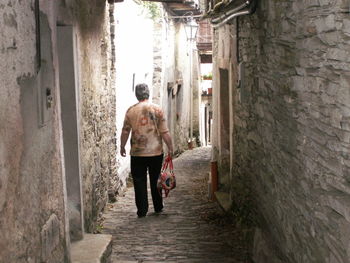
[219,68,229,152]
[57,25,83,242]
[219,68,230,187]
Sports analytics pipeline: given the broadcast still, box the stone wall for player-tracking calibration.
[107,2,120,203]
[0,0,117,261]
[233,1,350,262]
[72,0,117,232]
[0,1,69,262]
[152,15,163,106]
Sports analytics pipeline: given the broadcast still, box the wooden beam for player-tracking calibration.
[166,3,191,8]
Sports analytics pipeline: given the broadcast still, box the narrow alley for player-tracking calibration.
[2,0,350,262]
[101,147,251,263]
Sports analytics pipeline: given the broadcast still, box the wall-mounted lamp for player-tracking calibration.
[184,19,199,41]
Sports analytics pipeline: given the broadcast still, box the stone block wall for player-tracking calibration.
[107,2,120,203]
[152,19,163,106]
[73,0,117,232]
[0,0,118,261]
[234,0,350,262]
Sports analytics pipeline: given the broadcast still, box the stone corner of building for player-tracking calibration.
[251,227,286,263]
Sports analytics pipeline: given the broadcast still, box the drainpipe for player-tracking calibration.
[211,0,257,29]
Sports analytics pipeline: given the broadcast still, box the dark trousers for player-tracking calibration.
[131,154,163,216]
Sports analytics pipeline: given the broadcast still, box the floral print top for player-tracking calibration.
[122,101,169,157]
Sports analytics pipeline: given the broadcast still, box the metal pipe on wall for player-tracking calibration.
[210,0,256,28]
[211,0,250,23]
[212,9,250,28]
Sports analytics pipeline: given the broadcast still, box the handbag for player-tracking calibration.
[157,155,176,197]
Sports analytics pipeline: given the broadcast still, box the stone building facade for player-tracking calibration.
[72,0,118,235]
[160,17,201,153]
[0,0,117,261]
[210,0,350,262]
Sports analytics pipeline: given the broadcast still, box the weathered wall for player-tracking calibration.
[226,0,350,262]
[152,16,164,106]
[107,3,119,206]
[0,1,69,262]
[192,48,201,145]
[212,24,237,188]
[161,19,199,153]
[161,19,178,149]
[0,0,117,261]
[72,0,117,232]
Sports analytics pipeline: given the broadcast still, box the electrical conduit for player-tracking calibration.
[210,0,256,28]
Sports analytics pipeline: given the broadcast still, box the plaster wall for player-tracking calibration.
[1,0,117,260]
[152,14,165,106]
[161,20,199,153]
[214,0,350,262]
[161,20,177,145]
[212,24,237,187]
[57,24,83,241]
[0,1,69,262]
[192,48,201,144]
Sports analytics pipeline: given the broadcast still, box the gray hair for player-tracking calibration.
[135,83,150,101]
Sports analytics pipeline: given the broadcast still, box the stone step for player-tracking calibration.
[71,234,112,263]
[214,190,231,212]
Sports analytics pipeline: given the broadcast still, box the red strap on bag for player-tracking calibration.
[157,155,176,197]
[161,155,174,173]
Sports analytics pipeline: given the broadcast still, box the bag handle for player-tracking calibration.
[161,155,173,172]
[158,155,175,198]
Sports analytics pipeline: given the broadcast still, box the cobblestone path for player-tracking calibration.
[102,147,251,263]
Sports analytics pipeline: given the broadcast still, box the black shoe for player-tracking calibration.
[137,211,147,218]
[155,208,163,213]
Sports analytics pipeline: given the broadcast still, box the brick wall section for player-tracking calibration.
[234,1,350,262]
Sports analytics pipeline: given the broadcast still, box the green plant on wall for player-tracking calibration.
[134,0,161,21]
[202,72,212,80]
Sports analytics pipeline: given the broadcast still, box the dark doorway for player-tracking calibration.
[57,25,84,242]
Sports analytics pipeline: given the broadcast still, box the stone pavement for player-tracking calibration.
[101,147,251,263]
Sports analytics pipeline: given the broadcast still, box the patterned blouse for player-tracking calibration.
[122,101,169,157]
